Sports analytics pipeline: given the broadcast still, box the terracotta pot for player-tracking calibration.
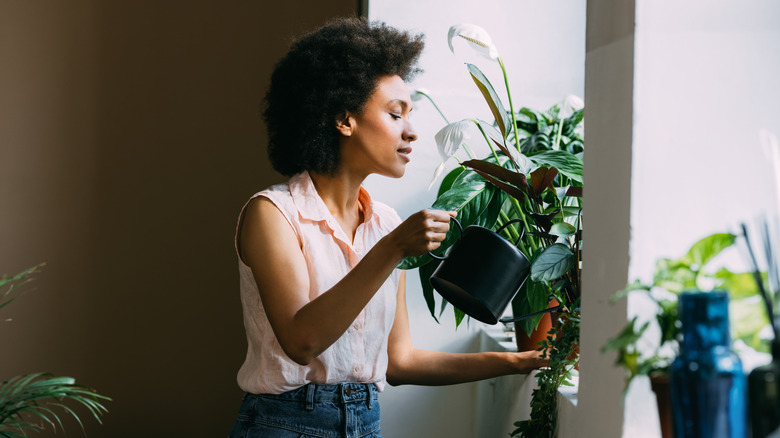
[650,374,673,438]
[514,299,559,352]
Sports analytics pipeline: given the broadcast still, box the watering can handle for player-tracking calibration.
[495,218,526,247]
[427,216,463,261]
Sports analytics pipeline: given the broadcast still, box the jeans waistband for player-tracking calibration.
[250,383,377,410]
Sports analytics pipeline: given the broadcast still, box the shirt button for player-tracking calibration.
[354,366,361,373]
[353,323,360,330]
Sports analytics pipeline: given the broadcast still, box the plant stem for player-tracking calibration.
[419,91,450,124]
[472,119,501,163]
[499,210,521,242]
[498,57,521,153]
[462,143,475,160]
[509,197,539,252]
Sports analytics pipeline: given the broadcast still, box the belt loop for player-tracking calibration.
[305,384,316,411]
[366,383,373,410]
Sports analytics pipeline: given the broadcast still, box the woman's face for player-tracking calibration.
[339,75,418,179]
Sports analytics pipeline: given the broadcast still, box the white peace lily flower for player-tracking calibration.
[447,23,499,60]
[559,94,584,119]
[429,120,472,190]
[435,120,471,161]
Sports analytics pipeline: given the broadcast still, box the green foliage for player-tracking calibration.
[603,232,766,393]
[511,309,580,438]
[0,373,110,437]
[0,266,110,436]
[410,25,583,437]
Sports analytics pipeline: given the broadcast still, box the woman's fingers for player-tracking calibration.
[394,209,457,257]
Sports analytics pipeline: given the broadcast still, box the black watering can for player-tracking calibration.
[428,218,533,325]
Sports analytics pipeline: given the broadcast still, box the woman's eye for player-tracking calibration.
[390,113,402,120]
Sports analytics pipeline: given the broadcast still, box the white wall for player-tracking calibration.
[625,2,780,436]
[367,1,586,437]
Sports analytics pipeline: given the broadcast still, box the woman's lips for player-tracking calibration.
[397,146,412,162]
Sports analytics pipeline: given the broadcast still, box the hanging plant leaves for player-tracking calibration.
[528,150,583,183]
[466,63,510,138]
[531,243,575,282]
[530,166,558,197]
[420,260,442,323]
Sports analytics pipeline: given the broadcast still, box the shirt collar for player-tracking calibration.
[289,172,376,227]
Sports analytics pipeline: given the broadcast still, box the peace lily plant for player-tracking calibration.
[399,23,583,438]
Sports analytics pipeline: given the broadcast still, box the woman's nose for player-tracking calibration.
[405,121,418,142]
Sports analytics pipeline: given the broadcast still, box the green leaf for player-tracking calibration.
[398,171,497,269]
[466,63,510,138]
[531,243,575,282]
[437,166,464,198]
[714,268,761,299]
[454,306,466,328]
[528,150,583,183]
[679,233,736,271]
[549,222,576,237]
[530,167,558,197]
[419,260,442,323]
[652,258,696,293]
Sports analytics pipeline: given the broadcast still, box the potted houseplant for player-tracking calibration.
[398,24,583,438]
[0,264,110,437]
[603,232,767,438]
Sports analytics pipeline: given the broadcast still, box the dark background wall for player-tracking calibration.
[0,1,357,436]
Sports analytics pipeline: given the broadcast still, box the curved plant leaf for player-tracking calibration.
[419,260,442,322]
[679,232,736,270]
[530,167,558,197]
[531,243,575,282]
[466,63,510,138]
[549,222,576,238]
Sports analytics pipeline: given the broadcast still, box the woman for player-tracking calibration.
[230,17,545,438]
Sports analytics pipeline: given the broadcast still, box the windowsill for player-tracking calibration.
[476,328,578,433]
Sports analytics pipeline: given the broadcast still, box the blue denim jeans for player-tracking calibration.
[229,383,382,438]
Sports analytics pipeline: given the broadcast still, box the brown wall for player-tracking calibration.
[0,1,357,436]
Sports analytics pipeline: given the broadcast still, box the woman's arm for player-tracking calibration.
[386,271,547,386]
[240,197,453,366]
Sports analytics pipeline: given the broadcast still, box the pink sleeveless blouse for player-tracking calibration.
[235,172,402,394]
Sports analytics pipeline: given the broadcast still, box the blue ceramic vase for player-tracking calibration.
[670,291,747,438]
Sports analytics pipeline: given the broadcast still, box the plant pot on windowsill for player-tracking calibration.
[507,297,561,352]
[649,373,673,438]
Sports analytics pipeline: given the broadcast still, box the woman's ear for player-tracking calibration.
[335,112,355,136]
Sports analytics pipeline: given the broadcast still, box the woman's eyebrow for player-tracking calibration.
[389,99,412,111]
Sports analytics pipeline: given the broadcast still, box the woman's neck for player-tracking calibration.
[309,170,365,238]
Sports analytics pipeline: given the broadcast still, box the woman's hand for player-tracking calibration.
[386,209,456,257]
[511,349,550,374]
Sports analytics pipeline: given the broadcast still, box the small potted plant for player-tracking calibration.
[603,232,767,438]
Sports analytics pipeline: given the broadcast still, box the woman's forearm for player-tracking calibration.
[283,235,405,364]
[386,349,546,386]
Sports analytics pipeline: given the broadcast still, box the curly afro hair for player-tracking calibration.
[264,17,425,176]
